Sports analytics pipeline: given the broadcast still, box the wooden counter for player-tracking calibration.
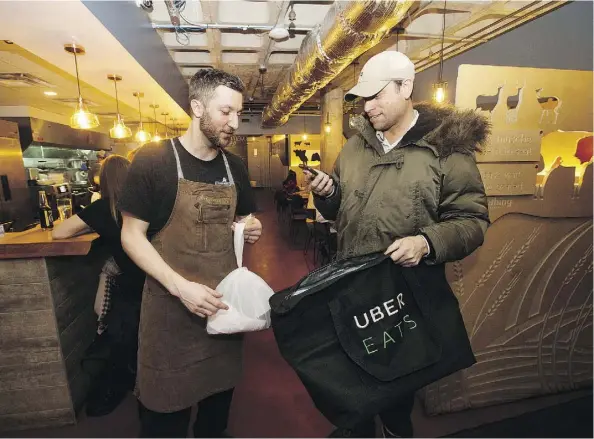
[0,226,98,259]
[0,228,107,432]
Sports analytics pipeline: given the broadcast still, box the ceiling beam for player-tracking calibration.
[199,0,222,70]
[410,0,568,72]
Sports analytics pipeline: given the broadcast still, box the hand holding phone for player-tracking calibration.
[299,163,318,176]
[302,165,335,198]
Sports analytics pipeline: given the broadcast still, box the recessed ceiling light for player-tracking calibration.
[44,91,57,96]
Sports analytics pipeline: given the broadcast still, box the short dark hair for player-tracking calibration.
[189,69,245,105]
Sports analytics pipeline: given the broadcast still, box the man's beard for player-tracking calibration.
[200,112,233,148]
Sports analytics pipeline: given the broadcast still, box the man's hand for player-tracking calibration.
[304,169,335,197]
[172,276,228,318]
[384,235,429,267]
[243,216,262,244]
[233,215,262,244]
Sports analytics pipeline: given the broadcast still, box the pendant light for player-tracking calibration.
[432,0,448,104]
[348,62,359,128]
[107,74,132,139]
[324,112,331,134]
[161,112,170,139]
[150,104,161,142]
[64,43,99,130]
[133,92,151,143]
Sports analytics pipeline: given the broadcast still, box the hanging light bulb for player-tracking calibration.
[348,113,356,129]
[432,0,448,105]
[433,82,447,104]
[64,44,99,130]
[324,112,331,134]
[150,104,161,142]
[133,91,151,143]
[110,115,133,139]
[107,74,132,139]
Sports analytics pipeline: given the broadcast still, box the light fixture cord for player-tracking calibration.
[73,47,82,101]
[113,78,121,117]
[438,0,447,82]
[137,95,143,129]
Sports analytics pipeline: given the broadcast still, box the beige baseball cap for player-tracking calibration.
[345,51,415,102]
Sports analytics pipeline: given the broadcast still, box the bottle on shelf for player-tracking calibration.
[38,190,54,230]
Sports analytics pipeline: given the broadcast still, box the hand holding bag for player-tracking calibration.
[207,220,274,335]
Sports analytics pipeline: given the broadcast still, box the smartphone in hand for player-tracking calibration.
[299,163,319,176]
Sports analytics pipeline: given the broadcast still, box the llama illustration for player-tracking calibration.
[505,81,525,124]
[476,85,504,120]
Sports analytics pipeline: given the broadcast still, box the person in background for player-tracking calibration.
[274,170,299,214]
[52,154,145,417]
[119,69,262,437]
[282,169,299,194]
[89,150,108,202]
[306,50,489,438]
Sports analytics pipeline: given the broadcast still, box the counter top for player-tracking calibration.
[0,225,98,259]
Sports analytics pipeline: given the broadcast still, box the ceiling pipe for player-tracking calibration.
[260,0,417,128]
[153,23,313,33]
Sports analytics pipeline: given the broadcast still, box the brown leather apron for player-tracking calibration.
[136,139,243,413]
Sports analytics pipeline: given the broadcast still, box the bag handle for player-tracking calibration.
[233,222,246,267]
[285,253,389,303]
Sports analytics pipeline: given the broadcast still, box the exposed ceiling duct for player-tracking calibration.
[260,0,417,128]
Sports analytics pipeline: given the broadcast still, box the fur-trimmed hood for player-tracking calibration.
[352,102,491,158]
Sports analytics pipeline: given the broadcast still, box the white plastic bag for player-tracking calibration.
[207,219,274,335]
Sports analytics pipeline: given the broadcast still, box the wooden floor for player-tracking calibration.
[4,189,592,438]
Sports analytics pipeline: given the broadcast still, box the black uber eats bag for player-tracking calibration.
[270,253,475,428]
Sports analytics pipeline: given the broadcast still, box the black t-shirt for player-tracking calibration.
[118,138,256,237]
[77,198,145,298]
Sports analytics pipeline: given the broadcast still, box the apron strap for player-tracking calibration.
[170,139,184,180]
[221,152,235,186]
[171,138,235,185]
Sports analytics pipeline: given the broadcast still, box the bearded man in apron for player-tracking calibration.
[119,69,262,437]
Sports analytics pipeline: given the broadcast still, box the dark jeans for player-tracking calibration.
[139,389,234,438]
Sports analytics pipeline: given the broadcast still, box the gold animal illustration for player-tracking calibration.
[476,85,504,119]
[536,89,562,124]
[505,81,525,124]
[539,130,593,186]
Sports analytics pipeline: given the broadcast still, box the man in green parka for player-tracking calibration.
[305,51,490,438]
